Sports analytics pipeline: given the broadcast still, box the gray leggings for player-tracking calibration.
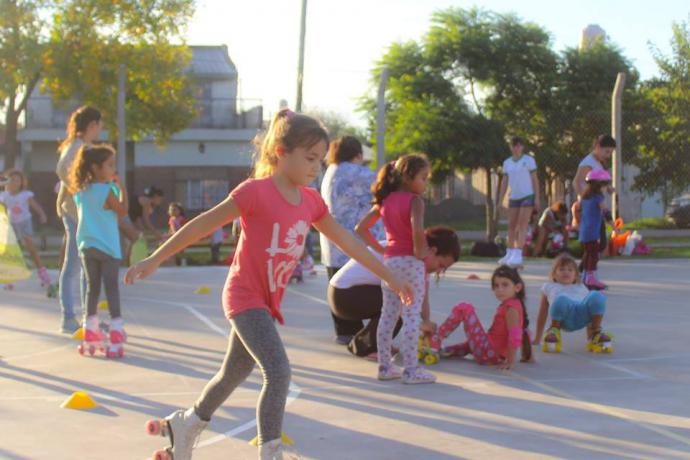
[80,247,121,319]
[195,308,291,445]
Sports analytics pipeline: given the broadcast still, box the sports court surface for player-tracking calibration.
[2,258,690,459]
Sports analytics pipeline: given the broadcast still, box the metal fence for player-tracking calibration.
[24,96,263,131]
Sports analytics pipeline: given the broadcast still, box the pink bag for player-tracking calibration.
[632,241,652,255]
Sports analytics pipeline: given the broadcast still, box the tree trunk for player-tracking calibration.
[2,73,40,171]
[3,105,19,171]
[484,166,497,242]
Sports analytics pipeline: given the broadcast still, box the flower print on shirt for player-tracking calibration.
[266,219,309,293]
[284,220,309,259]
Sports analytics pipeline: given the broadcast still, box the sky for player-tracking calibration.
[186,0,688,126]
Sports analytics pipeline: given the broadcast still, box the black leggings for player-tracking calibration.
[326,267,364,336]
[81,247,121,319]
[327,284,402,356]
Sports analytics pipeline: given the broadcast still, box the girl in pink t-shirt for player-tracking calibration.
[429,265,533,370]
[356,154,438,384]
[125,109,413,460]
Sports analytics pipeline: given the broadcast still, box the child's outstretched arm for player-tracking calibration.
[530,170,542,211]
[533,294,550,345]
[317,214,414,305]
[498,308,521,371]
[494,175,508,220]
[28,197,47,224]
[420,281,436,334]
[124,196,239,284]
[355,206,385,254]
[411,196,429,260]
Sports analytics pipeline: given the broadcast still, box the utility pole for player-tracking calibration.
[295,0,307,112]
[376,67,389,170]
[117,64,126,190]
[611,72,625,220]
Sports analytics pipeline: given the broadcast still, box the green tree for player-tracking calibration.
[0,0,44,170]
[544,43,639,186]
[425,7,557,238]
[631,17,690,204]
[304,107,366,141]
[0,0,196,170]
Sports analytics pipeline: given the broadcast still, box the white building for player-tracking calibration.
[15,45,262,223]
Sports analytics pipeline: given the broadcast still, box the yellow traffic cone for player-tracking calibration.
[98,300,109,310]
[249,432,294,446]
[61,391,98,410]
[195,286,211,295]
[72,327,84,341]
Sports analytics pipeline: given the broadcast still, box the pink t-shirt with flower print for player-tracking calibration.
[223,177,329,324]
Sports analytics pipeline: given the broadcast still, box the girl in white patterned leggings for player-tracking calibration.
[357,154,438,384]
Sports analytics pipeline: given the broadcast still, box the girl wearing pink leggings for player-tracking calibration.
[430,266,533,370]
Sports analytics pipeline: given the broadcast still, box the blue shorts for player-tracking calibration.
[549,291,606,332]
[509,194,535,208]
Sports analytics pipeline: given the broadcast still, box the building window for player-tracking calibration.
[175,179,229,211]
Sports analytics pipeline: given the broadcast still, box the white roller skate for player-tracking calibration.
[146,408,208,460]
[259,438,302,460]
[588,331,614,353]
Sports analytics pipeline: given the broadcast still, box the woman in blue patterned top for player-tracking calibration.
[320,136,383,344]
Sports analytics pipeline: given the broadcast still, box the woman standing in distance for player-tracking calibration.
[320,136,383,345]
[495,137,541,268]
[55,106,102,333]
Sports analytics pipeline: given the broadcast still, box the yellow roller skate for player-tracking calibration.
[542,327,562,353]
[418,333,440,365]
[587,331,614,353]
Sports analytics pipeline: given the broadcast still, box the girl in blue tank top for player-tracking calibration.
[70,144,129,358]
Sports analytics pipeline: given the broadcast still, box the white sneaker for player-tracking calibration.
[497,251,511,265]
[508,250,524,268]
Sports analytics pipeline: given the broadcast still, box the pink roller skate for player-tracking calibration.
[107,329,125,359]
[78,327,104,356]
[584,271,608,291]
